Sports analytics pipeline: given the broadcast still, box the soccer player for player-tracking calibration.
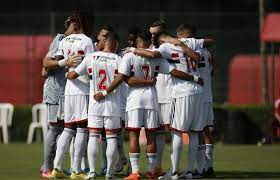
[50,11,95,179]
[94,31,203,180]
[66,33,121,179]
[148,20,171,176]
[92,25,116,175]
[124,32,204,179]
[40,15,80,178]
[176,24,215,177]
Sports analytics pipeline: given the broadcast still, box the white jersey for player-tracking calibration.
[57,33,94,95]
[156,73,173,103]
[198,48,213,103]
[75,51,121,117]
[157,43,202,98]
[180,38,204,51]
[119,52,174,111]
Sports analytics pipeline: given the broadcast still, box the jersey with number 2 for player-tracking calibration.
[75,51,121,117]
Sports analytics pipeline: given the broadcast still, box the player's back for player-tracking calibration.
[58,33,94,95]
[158,43,202,98]
[88,51,121,117]
[119,52,162,111]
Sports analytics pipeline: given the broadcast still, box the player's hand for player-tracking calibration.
[149,78,157,86]
[94,92,105,101]
[122,47,135,55]
[67,54,82,67]
[197,77,204,86]
[41,67,48,78]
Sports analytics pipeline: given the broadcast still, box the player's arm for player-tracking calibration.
[94,73,127,101]
[203,38,214,47]
[169,69,204,86]
[66,71,79,79]
[126,76,157,87]
[160,59,204,86]
[165,37,201,61]
[124,47,162,59]
[66,56,88,79]
[43,54,82,70]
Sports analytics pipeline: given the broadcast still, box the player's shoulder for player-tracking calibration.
[53,33,65,42]
[80,34,93,42]
[122,52,135,59]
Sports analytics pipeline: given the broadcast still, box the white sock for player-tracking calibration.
[186,132,199,172]
[87,133,99,173]
[196,144,206,173]
[147,153,157,172]
[205,144,214,170]
[156,133,164,169]
[53,128,75,170]
[69,137,75,170]
[106,135,118,174]
[170,132,183,174]
[73,128,88,173]
[129,153,140,173]
[117,130,126,161]
[81,154,89,170]
[101,136,107,169]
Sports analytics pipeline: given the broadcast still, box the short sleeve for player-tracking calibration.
[157,44,170,59]
[118,53,132,76]
[75,56,89,76]
[55,39,64,57]
[159,59,175,74]
[46,34,64,58]
[195,39,204,50]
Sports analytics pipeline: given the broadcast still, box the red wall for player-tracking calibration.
[228,55,280,105]
[0,35,52,105]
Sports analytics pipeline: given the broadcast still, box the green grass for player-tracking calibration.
[0,143,280,179]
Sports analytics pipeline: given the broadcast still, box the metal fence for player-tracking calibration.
[0,11,260,103]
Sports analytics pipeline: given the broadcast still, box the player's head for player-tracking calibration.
[64,15,76,35]
[97,24,114,50]
[97,25,114,42]
[153,31,171,48]
[176,24,197,38]
[149,20,167,45]
[135,30,152,49]
[104,32,120,53]
[127,26,141,47]
[71,10,95,36]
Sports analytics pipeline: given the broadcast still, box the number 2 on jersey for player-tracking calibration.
[98,70,107,90]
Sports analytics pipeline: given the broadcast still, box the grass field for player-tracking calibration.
[0,143,280,179]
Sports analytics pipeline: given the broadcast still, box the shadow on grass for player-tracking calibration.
[213,171,280,179]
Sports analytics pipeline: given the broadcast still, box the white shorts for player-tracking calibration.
[64,95,89,124]
[46,100,64,123]
[88,116,121,131]
[159,103,172,125]
[125,109,161,131]
[171,94,203,132]
[202,102,214,127]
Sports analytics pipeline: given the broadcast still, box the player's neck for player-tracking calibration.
[102,48,114,53]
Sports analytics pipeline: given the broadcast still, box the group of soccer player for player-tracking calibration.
[40,11,215,180]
